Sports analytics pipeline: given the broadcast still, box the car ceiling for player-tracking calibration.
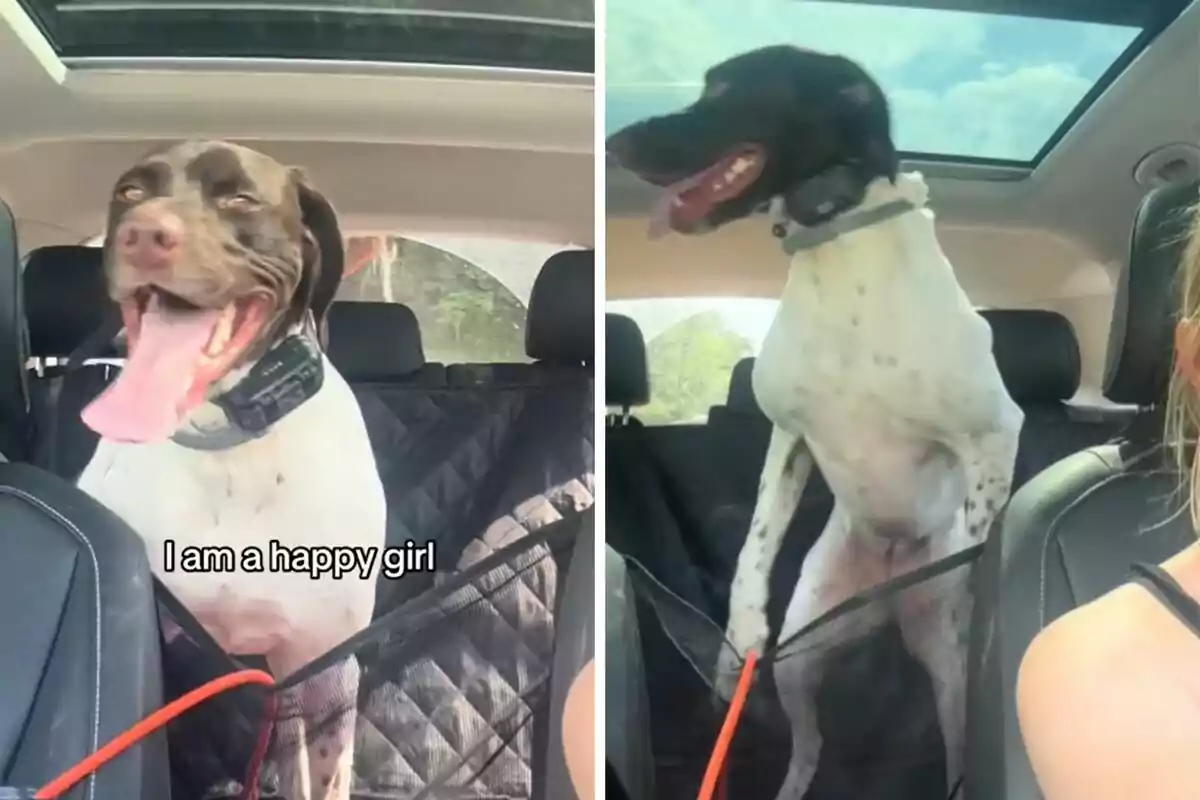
[0,0,595,250]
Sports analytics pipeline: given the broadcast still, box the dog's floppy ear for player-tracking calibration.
[290,167,344,349]
[832,71,897,183]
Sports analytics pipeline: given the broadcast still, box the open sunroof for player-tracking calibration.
[606,0,1190,165]
[17,0,594,73]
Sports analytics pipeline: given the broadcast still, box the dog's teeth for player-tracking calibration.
[206,305,236,357]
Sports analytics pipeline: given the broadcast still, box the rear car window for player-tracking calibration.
[606,296,779,424]
[339,234,573,364]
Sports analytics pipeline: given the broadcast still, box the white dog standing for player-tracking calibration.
[75,141,385,800]
[607,46,1022,798]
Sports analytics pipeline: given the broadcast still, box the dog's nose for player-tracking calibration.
[115,211,184,270]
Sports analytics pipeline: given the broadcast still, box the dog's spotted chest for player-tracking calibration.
[752,189,996,528]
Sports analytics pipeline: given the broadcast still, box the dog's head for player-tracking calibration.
[83,140,344,443]
[606,45,897,235]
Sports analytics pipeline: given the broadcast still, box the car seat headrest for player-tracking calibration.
[981,310,1081,404]
[605,314,649,409]
[526,249,594,364]
[326,301,426,382]
[726,357,764,416]
[24,246,116,358]
[1104,179,1199,406]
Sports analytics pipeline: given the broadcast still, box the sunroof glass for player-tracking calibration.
[605,0,1180,165]
[18,0,595,73]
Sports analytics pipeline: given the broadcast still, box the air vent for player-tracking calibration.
[1133,143,1200,188]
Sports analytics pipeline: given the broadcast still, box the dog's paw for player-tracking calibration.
[713,608,769,701]
[726,606,770,656]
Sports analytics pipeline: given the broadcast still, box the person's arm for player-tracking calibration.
[562,659,595,800]
[1017,593,1200,800]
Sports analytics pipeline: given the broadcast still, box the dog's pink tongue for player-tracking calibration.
[82,305,223,443]
[649,168,720,239]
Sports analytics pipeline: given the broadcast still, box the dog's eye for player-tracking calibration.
[116,185,146,203]
[220,194,261,210]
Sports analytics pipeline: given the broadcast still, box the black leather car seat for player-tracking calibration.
[0,234,168,798]
[965,178,1200,800]
[0,199,30,462]
[0,451,170,799]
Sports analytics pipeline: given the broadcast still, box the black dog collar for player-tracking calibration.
[779,198,916,256]
[171,333,325,451]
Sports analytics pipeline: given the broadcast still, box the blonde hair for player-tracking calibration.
[1165,208,1200,530]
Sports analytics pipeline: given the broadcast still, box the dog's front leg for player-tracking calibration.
[301,657,359,800]
[897,558,974,797]
[268,645,360,800]
[772,507,871,800]
[716,426,812,699]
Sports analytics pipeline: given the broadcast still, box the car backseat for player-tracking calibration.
[15,241,596,799]
[321,249,594,607]
[325,250,595,800]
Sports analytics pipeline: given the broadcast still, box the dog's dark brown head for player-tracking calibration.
[606,45,898,235]
[86,140,344,443]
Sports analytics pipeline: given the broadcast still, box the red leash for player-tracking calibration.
[696,651,758,800]
[34,669,276,799]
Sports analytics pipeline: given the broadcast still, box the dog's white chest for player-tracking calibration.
[756,226,979,423]
[752,203,1003,521]
[77,367,386,656]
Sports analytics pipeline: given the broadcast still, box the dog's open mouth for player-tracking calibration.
[81,286,272,443]
[649,145,765,237]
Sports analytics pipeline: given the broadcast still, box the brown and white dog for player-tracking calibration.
[75,141,386,800]
[608,47,1022,798]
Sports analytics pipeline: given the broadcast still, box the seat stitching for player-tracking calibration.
[0,485,102,800]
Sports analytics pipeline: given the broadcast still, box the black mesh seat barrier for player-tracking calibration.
[153,512,585,800]
[622,542,983,800]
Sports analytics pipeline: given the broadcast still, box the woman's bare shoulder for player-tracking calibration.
[1018,582,1200,799]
